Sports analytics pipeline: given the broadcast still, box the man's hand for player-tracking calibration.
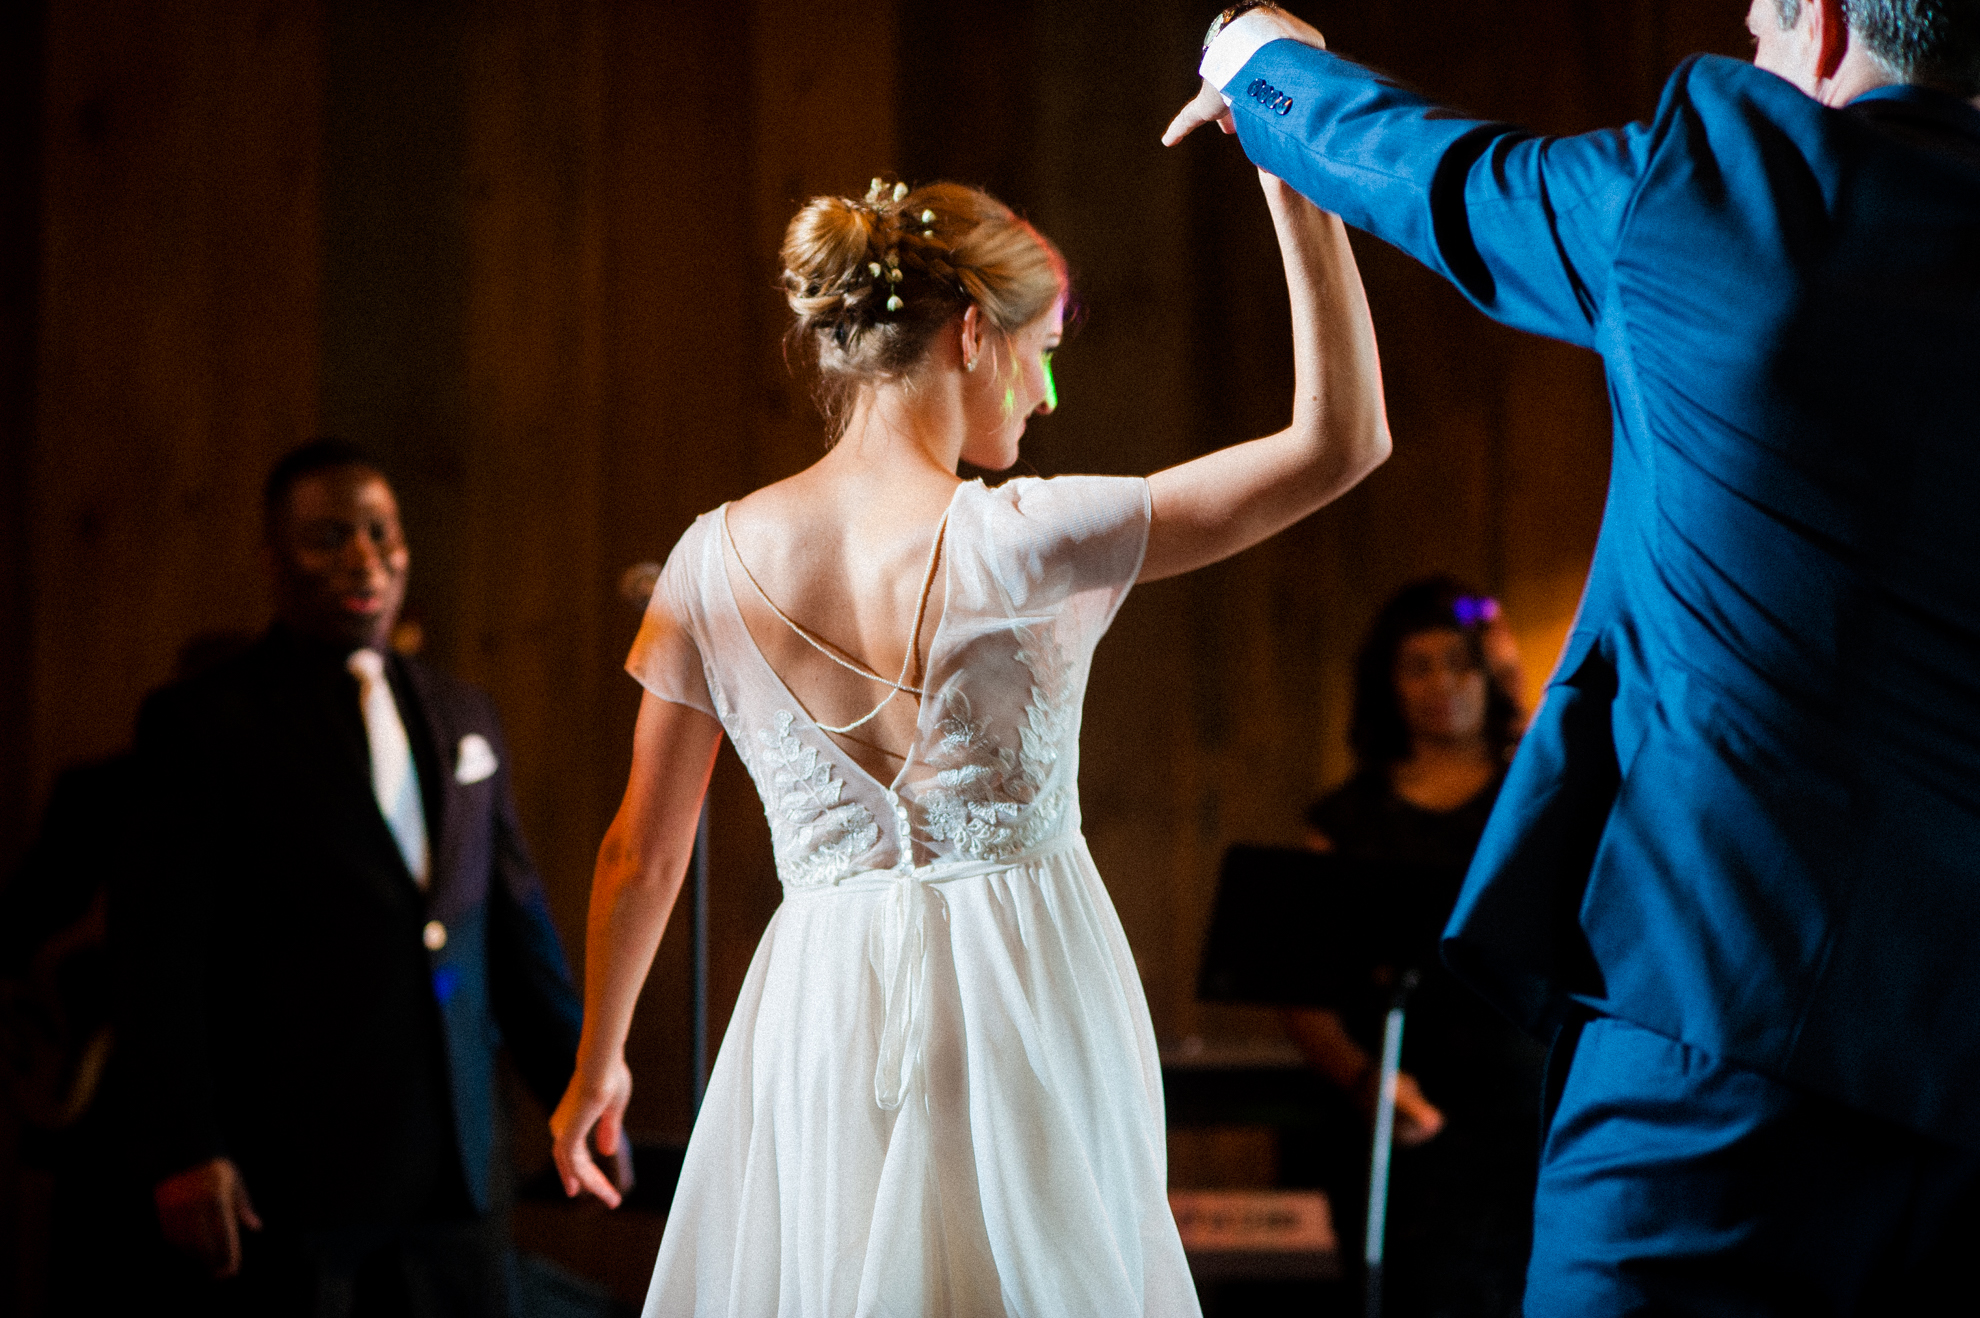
[551,1053,635,1209]
[154,1157,262,1278]
[1164,78,1237,145]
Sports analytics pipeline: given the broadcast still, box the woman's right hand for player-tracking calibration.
[551,1052,635,1208]
[1380,1071,1448,1147]
[556,694,723,1210]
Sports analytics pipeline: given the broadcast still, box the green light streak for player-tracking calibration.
[1042,350,1058,412]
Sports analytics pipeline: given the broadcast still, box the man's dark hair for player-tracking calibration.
[262,438,386,529]
[1775,0,1980,95]
[1347,575,1522,772]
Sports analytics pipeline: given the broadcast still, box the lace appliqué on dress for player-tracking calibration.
[920,627,1074,861]
[759,710,879,888]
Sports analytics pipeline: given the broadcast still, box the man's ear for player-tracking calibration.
[1813,0,1851,80]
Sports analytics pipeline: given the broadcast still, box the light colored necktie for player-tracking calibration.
[346,648,431,889]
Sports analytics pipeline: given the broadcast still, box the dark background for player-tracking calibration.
[0,0,1750,1306]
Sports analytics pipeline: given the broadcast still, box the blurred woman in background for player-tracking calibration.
[1287,576,1540,1318]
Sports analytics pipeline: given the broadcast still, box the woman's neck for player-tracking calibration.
[828,373,966,480]
[1390,733,1496,812]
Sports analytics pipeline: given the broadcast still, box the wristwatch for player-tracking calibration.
[1202,2,1277,60]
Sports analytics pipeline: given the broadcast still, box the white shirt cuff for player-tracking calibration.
[1200,9,1318,94]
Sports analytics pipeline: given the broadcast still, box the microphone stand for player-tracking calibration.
[1364,968,1420,1318]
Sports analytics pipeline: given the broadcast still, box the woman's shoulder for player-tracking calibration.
[645,507,732,619]
[954,474,1151,577]
[664,504,727,563]
[720,474,813,543]
[626,509,730,717]
[958,472,1149,522]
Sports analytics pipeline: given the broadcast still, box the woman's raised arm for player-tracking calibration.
[1139,172,1390,583]
[551,691,723,1206]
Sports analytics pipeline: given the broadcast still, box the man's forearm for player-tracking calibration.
[1202,29,1632,347]
[1224,41,1503,282]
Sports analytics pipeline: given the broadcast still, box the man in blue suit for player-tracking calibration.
[121,440,592,1315]
[1171,1,1980,1310]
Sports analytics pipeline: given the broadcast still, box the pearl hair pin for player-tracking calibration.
[857,181,945,316]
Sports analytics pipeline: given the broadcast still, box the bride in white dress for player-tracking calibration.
[550,169,1389,1316]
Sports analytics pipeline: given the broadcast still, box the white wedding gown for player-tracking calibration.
[626,475,1199,1317]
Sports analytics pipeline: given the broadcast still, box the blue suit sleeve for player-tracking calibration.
[1229,41,1658,348]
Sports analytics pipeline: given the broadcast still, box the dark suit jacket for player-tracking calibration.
[1228,42,1980,1146]
[122,627,581,1228]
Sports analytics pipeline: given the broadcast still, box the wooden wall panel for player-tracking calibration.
[0,2,44,882]
[4,13,44,1313]
[28,0,322,818]
[318,0,472,659]
[457,0,615,1047]
[2,12,47,1311]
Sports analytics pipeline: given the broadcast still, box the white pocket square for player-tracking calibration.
[455,733,498,785]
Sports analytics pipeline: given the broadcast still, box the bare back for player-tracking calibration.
[722,468,961,784]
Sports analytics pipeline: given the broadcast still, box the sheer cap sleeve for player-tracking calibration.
[972,474,1151,651]
[625,522,717,717]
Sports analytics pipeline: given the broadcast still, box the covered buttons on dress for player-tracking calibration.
[883,787,915,871]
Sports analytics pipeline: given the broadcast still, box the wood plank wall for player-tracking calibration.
[26,0,323,801]
[0,0,43,899]
[4,0,1754,1303]
[0,5,45,1306]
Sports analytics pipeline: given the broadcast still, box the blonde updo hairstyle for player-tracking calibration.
[783,178,1068,435]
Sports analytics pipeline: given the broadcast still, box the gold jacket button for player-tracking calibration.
[423,920,448,951]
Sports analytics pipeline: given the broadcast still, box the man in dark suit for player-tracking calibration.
[122,439,586,1315]
[1171,1,1980,1310]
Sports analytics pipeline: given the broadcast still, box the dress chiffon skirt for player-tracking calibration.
[643,838,1199,1316]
